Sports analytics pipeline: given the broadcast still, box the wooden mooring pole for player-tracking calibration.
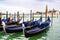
[51,12,53,26]
[33,13,34,20]
[30,10,33,25]
[22,13,25,36]
[6,11,8,19]
[57,13,58,18]
[17,11,19,21]
[0,12,2,25]
[23,13,24,22]
[6,11,9,23]
[14,12,16,21]
[30,10,32,21]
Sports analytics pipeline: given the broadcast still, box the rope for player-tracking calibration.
[22,23,25,36]
[2,22,6,33]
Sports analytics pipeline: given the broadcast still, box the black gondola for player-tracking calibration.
[5,17,42,33]
[24,16,51,37]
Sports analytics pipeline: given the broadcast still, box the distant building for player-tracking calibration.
[31,5,58,15]
[48,9,57,15]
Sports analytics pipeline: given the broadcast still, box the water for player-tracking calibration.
[0,14,60,40]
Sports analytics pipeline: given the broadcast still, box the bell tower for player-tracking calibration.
[45,5,48,20]
[45,5,48,14]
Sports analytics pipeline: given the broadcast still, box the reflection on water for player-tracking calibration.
[29,26,50,40]
[6,32,23,40]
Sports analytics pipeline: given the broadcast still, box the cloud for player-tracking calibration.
[0,0,60,13]
[0,4,31,13]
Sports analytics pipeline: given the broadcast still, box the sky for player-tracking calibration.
[0,0,60,13]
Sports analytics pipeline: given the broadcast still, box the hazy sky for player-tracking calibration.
[0,0,60,13]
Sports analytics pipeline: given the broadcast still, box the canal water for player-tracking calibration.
[0,14,60,40]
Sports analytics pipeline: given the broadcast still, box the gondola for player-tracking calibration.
[0,17,21,31]
[24,16,51,37]
[5,17,42,33]
[0,18,30,31]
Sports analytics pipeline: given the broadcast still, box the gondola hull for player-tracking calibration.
[6,28,22,33]
[5,25,23,33]
[5,23,39,33]
[24,17,51,37]
[0,25,21,31]
[25,26,49,37]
